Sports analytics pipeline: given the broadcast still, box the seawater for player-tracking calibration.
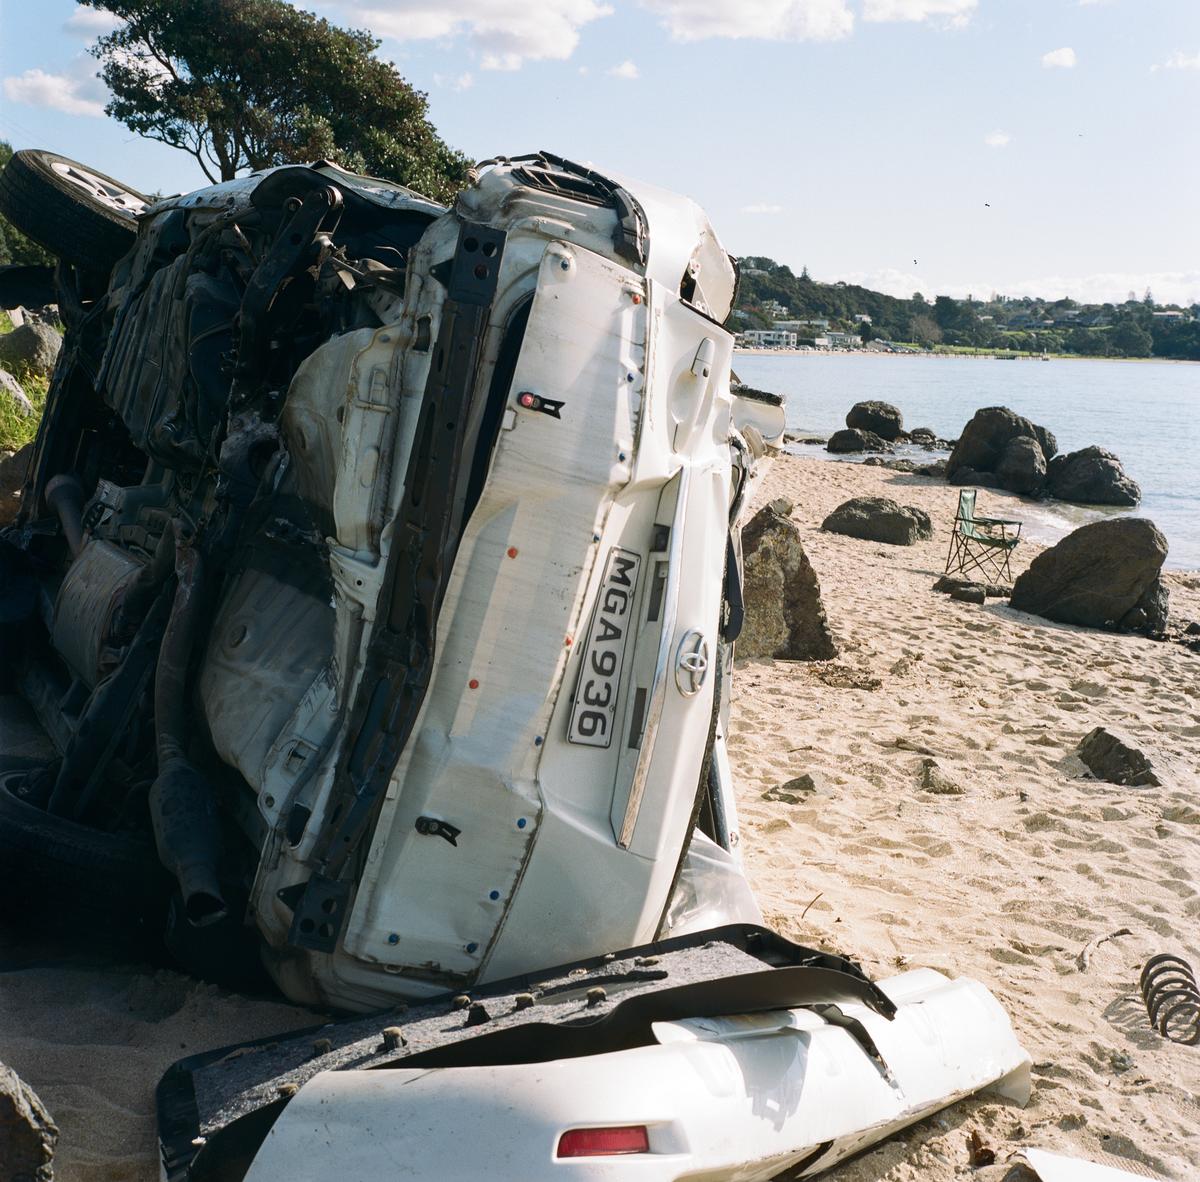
[734,352,1200,571]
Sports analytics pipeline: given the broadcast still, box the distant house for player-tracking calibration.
[761,299,790,318]
[825,331,859,349]
[773,318,830,333]
[740,329,798,348]
[1152,310,1186,320]
[853,313,872,324]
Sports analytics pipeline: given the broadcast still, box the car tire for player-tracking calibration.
[0,149,148,274]
[0,768,164,925]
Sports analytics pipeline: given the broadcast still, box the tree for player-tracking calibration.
[0,141,55,267]
[84,0,470,201]
[1111,319,1152,358]
[910,314,941,346]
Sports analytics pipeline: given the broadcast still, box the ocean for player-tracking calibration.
[733,352,1200,571]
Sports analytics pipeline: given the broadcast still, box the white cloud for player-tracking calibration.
[984,129,1011,148]
[1041,47,1077,68]
[433,71,474,90]
[2,67,106,117]
[843,267,1200,306]
[642,0,854,43]
[332,1,612,69]
[741,203,784,214]
[63,7,122,36]
[607,59,639,79]
[862,0,976,26]
[1151,50,1200,72]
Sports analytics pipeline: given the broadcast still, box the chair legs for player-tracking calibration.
[946,540,1013,585]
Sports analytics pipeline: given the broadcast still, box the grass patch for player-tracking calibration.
[0,371,47,453]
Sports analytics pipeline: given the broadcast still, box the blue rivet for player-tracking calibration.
[534,735,543,747]
[517,817,527,829]
[626,372,635,382]
[466,942,478,954]
[560,258,570,271]
[618,452,627,462]
[592,533,600,543]
[387,933,399,945]
[489,890,500,901]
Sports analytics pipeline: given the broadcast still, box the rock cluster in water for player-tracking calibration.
[947,405,1140,506]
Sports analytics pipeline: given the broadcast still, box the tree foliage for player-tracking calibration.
[730,256,1199,360]
[83,0,470,201]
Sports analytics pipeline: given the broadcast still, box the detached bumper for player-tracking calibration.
[243,969,1029,1181]
[160,927,1028,1182]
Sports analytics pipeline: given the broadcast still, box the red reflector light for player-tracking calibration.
[518,391,538,409]
[557,1126,650,1158]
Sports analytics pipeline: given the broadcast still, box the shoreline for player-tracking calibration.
[734,347,1198,365]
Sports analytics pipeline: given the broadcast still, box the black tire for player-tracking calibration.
[0,149,147,274]
[0,769,164,925]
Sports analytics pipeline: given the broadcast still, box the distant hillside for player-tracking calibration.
[729,256,1200,361]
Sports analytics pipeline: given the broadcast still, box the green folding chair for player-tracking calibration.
[944,489,1021,584]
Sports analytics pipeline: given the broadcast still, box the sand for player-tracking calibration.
[2,453,1198,1180]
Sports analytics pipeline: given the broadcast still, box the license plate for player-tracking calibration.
[568,547,641,748]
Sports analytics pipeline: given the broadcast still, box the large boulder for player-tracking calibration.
[846,400,903,441]
[0,367,33,418]
[1009,517,1168,633]
[0,1059,58,1181]
[826,427,889,454]
[946,406,1055,483]
[1045,446,1140,507]
[0,321,61,379]
[995,435,1047,495]
[739,500,837,660]
[822,496,933,546]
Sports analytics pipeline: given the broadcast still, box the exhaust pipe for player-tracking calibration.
[44,474,85,558]
[148,527,227,927]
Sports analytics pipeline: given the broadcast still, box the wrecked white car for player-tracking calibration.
[0,149,1029,1180]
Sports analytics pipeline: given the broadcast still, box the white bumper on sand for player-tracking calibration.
[243,968,1030,1181]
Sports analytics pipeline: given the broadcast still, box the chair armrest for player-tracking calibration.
[974,516,1021,527]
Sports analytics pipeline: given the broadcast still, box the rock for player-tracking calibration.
[0,368,33,417]
[846,400,903,441]
[0,442,34,526]
[0,1059,58,1181]
[822,496,933,546]
[882,458,917,473]
[1076,726,1162,787]
[826,427,889,454]
[995,435,1046,495]
[1032,424,1058,461]
[948,464,1004,490]
[915,459,948,478]
[908,426,938,446]
[950,584,986,604]
[920,759,965,795]
[1185,621,1200,636]
[1117,575,1169,635]
[763,773,821,803]
[1045,446,1140,507]
[933,576,1010,599]
[739,502,837,660]
[946,406,1056,482]
[1009,517,1168,633]
[766,497,794,517]
[0,321,61,379]
[799,437,827,446]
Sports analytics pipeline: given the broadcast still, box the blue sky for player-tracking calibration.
[2,0,1197,304]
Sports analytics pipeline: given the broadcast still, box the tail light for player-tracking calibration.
[557,1125,650,1158]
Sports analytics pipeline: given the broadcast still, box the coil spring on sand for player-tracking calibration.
[1140,954,1200,1045]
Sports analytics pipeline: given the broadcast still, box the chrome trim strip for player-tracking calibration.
[618,466,689,849]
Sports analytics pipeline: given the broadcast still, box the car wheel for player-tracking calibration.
[0,768,164,925]
[0,149,148,274]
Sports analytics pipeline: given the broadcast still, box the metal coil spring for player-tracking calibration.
[1140,954,1200,1045]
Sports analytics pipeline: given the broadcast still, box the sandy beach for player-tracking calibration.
[2,453,1198,1180]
